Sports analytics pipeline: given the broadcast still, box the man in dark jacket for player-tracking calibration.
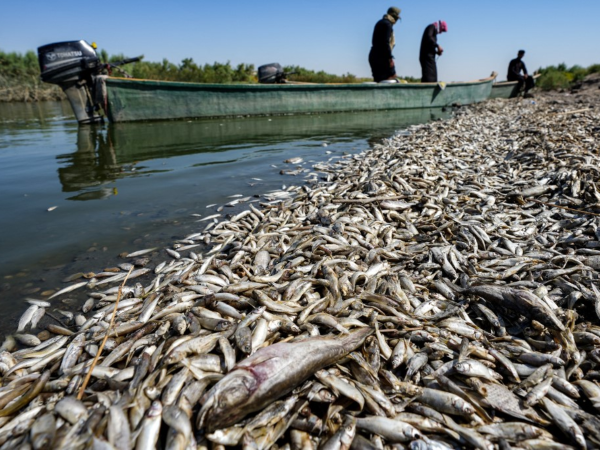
[419,20,447,83]
[507,50,535,96]
[369,7,401,82]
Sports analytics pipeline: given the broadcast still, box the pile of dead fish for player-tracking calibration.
[1,94,600,450]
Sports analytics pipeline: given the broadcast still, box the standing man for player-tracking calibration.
[419,20,447,83]
[507,50,535,96]
[369,7,402,83]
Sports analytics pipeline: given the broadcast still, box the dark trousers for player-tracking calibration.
[369,49,396,82]
[508,74,535,93]
[420,55,437,82]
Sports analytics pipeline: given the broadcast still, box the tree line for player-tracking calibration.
[0,49,375,101]
[101,51,378,84]
[1,48,599,102]
[0,50,61,101]
[536,63,600,91]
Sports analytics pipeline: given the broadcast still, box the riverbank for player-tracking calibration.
[1,91,599,448]
[0,76,64,102]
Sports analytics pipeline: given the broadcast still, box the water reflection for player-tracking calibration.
[55,108,450,197]
[0,103,453,335]
[57,128,119,199]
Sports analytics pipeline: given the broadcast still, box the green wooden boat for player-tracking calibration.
[102,73,497,123]
[38,40,496,124]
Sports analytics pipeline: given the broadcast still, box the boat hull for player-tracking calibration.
[490,81,521,99]
[490,74,540,99]
[104,75,496,123]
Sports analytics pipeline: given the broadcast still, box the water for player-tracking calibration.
[0,101,450,334]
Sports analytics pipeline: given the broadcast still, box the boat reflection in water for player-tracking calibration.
[56,107,451,198]
[58,128,120,200]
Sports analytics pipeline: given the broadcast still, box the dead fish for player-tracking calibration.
[462,285,565,331]
[198,328,372,431]
[320,414,356,450]
[126,247,158,258]
[47,281,88,300]
[17,305,39,332]
[354,416,421,443]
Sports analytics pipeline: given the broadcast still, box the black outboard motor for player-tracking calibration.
[258,63,289,84]
[38,40,141,125]
[38,40,104,124]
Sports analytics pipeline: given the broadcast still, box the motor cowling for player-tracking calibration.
[258,63,286,84]
[38,40,100,84]
[37,40,103,124]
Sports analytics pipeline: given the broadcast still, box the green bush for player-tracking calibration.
[124,57,255,84]
[537,69,570,91]
[535,62,600,91]
[0,50,39,79]
[283,65,362,84]
[586,64,600,75]
[568,65,588,83]
[0,50,63,101]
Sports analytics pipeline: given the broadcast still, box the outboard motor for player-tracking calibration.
[38,40,141,124]
[258,63,294,84]
[38,40,103,124]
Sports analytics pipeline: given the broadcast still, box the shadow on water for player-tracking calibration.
[0,105,451,336]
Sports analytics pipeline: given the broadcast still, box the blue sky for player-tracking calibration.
[2,0,599,81]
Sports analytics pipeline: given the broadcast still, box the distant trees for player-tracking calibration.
[0,48,375,102]
[0,48,376,101]
[537,63,600,91]
[0,50,63,101]
[104,53,256,83]
[282,65,361,84]
[0,50,39,79]
[0,48,258,101]
[282,66,417,84]
[5,46,599,102]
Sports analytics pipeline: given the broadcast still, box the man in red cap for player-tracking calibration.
[368,7,402,82]
[419,20,447,83]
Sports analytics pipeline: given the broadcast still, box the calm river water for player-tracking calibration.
[0,101,450,334]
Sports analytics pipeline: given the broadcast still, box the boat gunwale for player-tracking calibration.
[105,73,497,91]
[492,73,541,87]
[493,80,520,87]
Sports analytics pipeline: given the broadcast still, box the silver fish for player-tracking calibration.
[198,328,372,431]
